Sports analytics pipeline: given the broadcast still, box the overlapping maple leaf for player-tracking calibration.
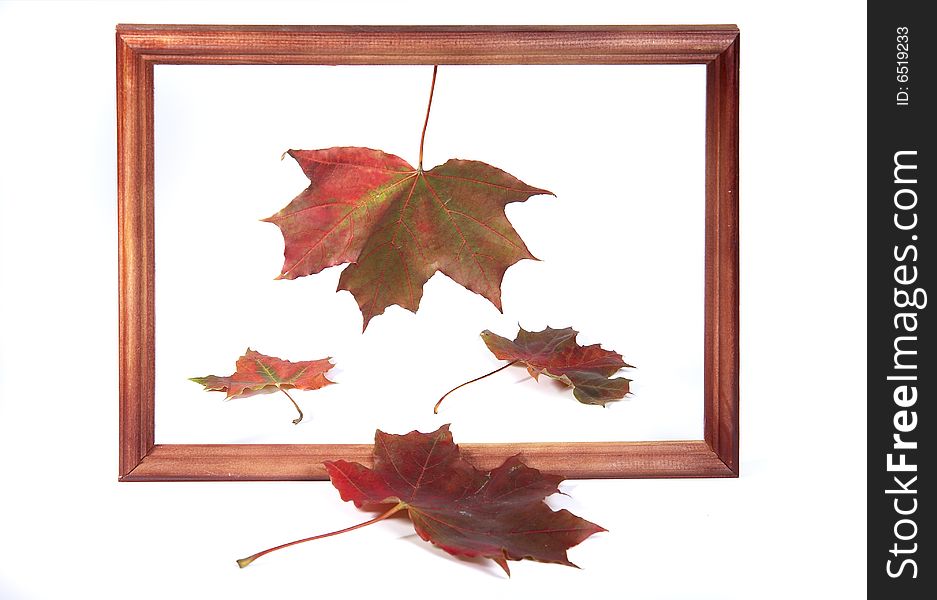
[237,425,604,575]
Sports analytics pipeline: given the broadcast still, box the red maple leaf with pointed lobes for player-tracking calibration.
[324,425,604,575]
[262,67,552,331]
[190,348,334,424]
[236,425,604,575]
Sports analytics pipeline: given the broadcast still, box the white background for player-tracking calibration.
[153,63,704,444]
[0,1,866,599]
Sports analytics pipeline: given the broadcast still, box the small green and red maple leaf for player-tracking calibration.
[190,349,335,424]
[237,425,604,575]
[263,67,553,330]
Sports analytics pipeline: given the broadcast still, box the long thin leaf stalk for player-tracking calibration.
[418,65,438,170]
[278,386,304,425]
[434,360,520,414]
[236,502,406,568]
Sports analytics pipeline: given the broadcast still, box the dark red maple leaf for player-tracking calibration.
[263,66,552,330]
[190,348,334,424]
[236,425,604,575]
[435,326,633,412]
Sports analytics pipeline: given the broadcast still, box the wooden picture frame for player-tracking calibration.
[118,25,739,481]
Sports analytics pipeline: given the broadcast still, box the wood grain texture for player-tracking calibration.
[117,25,740,481]
[118,32,156,477]
[120,441,735,481]
[703,35,740,475]
[116,24,737,64]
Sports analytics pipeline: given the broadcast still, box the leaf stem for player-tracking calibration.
[434,360,520,414]
[278,386,304,425]
[236,502,406,569]
[418,65,438,170]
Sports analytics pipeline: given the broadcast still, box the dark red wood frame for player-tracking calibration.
[118,25,739,481]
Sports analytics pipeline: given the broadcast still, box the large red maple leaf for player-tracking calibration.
[236,425,604,575]
[263,67,551,331]
[324,425,604,575]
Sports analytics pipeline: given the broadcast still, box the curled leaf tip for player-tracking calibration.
[494,555,511,576]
